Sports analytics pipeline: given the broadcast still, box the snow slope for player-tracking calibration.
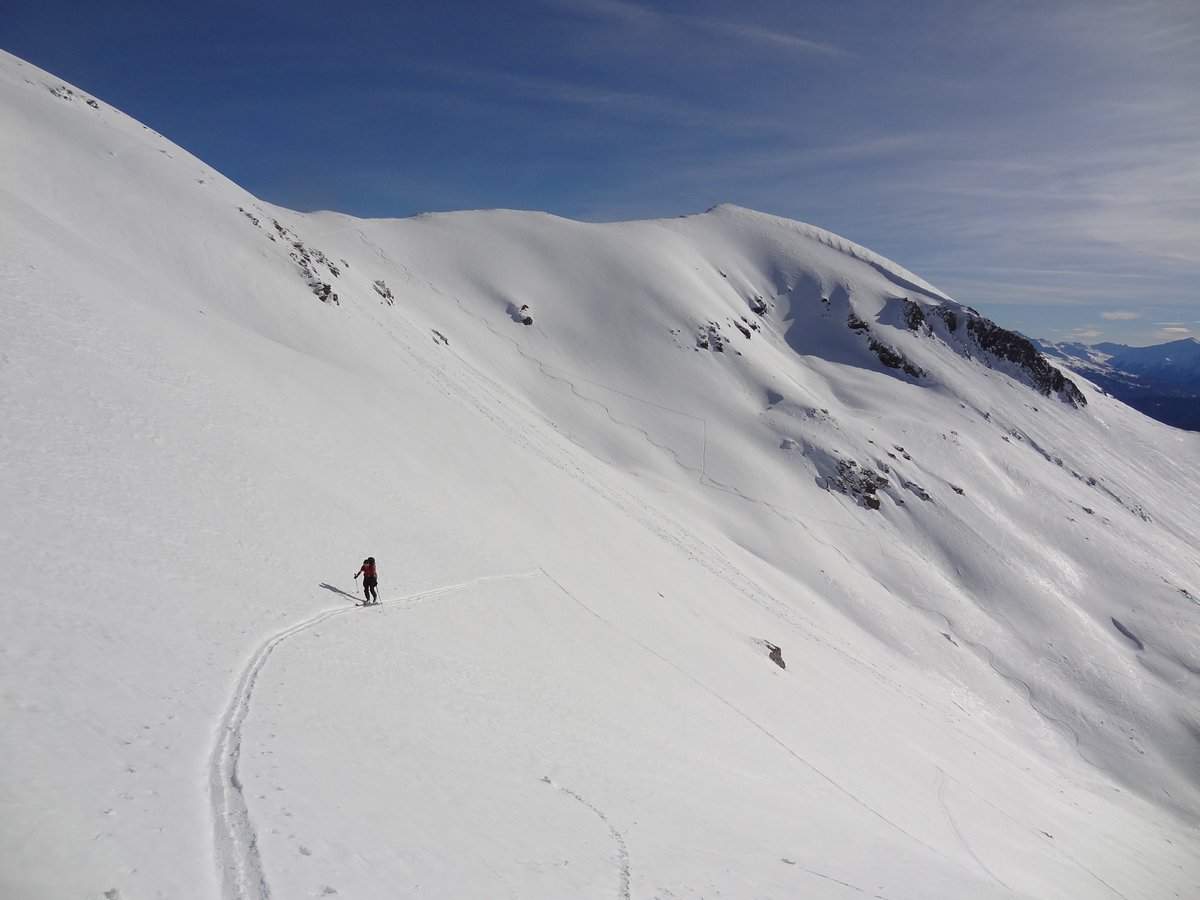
[2,50,1198,899]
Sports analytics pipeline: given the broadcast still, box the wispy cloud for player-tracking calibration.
[685,16,847,56]
[386,61,788,134]
[1102,311,1140,320]
[1155,325,1193,339]
[545,0,654,26]
[653,132,937,188]
[1065,110,1200,267]
[545,0,848,57]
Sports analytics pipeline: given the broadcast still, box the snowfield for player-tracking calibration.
[2,50,1198,900]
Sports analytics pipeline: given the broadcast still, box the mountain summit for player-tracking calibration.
[3,50,1198,900]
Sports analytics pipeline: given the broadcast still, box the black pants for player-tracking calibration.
[363,576,378,603]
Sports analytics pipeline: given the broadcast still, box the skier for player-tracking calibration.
[354,557,378,605]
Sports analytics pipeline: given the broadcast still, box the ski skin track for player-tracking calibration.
[206,571,538,900]
[542,776,632,900]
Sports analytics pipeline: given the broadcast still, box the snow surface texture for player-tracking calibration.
[2,50,1198,899]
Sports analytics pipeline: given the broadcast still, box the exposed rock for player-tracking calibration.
[925,304,1084,406]
[310,281,338,305]
[903,480,932,502]
[902,299,927,332]
[831,458,888,510]
[931,307,958,333]
[869,339,925,378]
[697,322,726,352]
[966,318,1086,406]
[505,302,534,325]
[250,217,345,304]
[373,280,394,305]
[759,640,786,669]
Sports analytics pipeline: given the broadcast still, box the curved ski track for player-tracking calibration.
[935,768,1015,892]
[542,777,632,900]
[207,572,537,900]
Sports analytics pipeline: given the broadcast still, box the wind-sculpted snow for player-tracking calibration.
[3,49,1199,899]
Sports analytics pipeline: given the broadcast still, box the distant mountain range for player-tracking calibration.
[1037,337,1200,431]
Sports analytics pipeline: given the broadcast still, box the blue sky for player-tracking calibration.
[6,0,1198,345]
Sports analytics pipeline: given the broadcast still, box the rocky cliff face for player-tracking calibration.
[890,298,1087,406]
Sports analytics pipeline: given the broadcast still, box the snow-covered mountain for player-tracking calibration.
[3,50,1198,900]
[1040,338,1200,431]
[1095,339,1200,382]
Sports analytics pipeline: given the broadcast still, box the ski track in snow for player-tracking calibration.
[207,571,538,900]
[935,767,1015,893]
[541,777,632,900]
[537,567,985,884]
[783,861,891,899]
[940,770,1135,900]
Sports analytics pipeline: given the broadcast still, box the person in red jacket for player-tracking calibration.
[354,557,378,605]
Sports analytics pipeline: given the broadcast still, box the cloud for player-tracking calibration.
[545,0,653,26]
[1072,140,1200,268]
[686,17,847,56]
[1072,328,1104,339]
[1030,7,1200,267]
[655,133,936,189]
[392,62,783,134]
[1101,311,1140,320]
[1155,326,1192,339]
[546,0,847,57]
